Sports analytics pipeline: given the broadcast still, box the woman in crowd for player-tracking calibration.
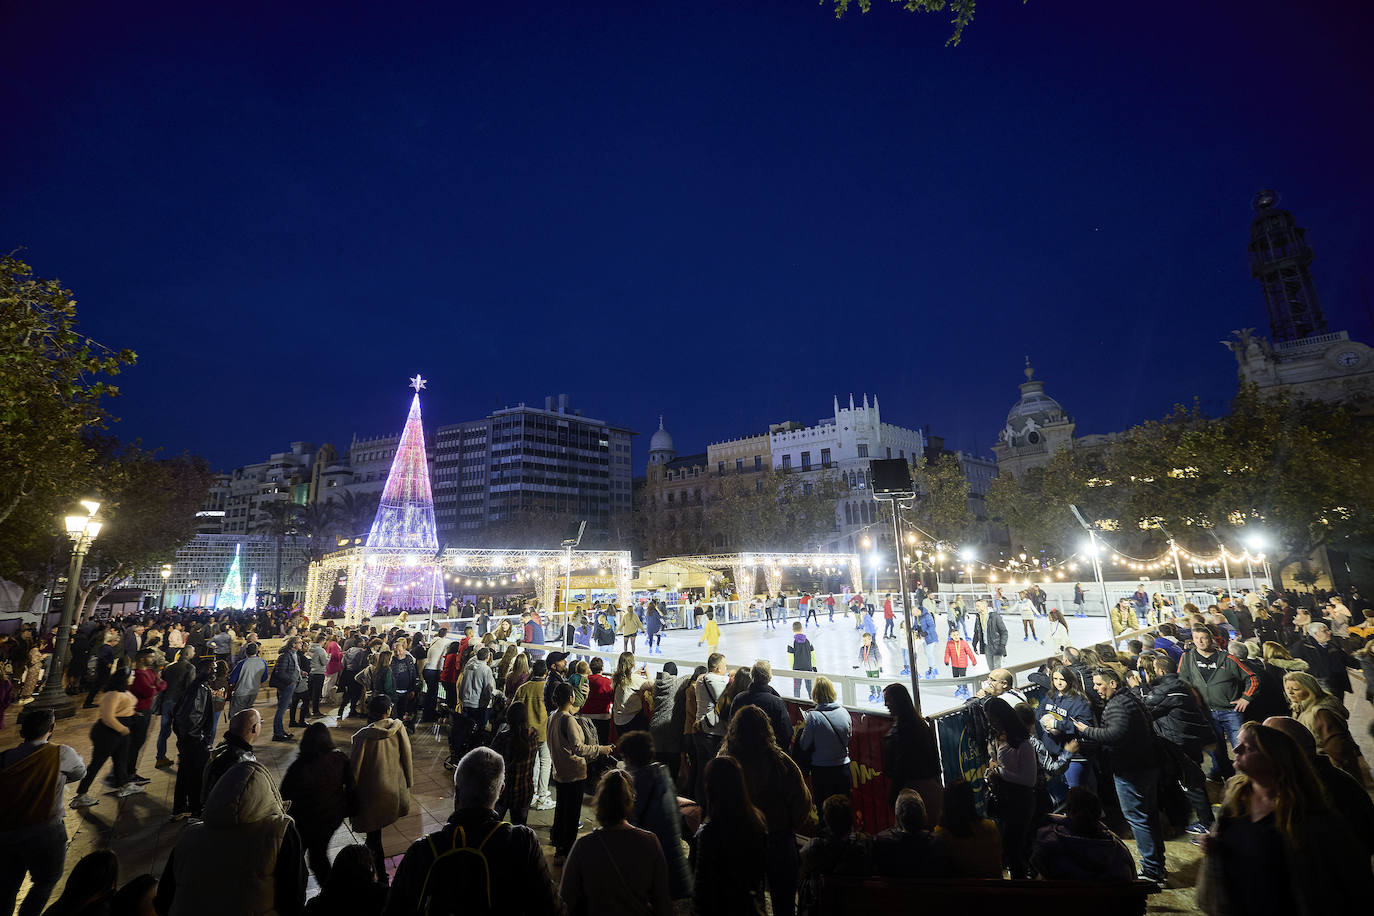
[934,780,1002,878]
[357,649,394,712]
[880,683,943,826]
[1030,786,1135,881]
[488,699,537,825]
[1046,608,1071,653]
[797,676,852,806]
[503,652,530,699]
[302,845,389,916]
[717,667,753,724]
[560,769,672,915]
[1035,666,1094,798]
[1200,721,1374,910]
[693,756,768,915]
[1283,670,1368,783]
[349,695,413,885]
[721,705,813,916]
[438,640,462,709]
[72,667,142,805]
[619,605,643,655]
[618,730,692,902]
[288,640,312,729]
[280,722,355,882]
[547,682,615,860]
[611,651,652,735]
[982,696,1036,879]
[495,645,518,685]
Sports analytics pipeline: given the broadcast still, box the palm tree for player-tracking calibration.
[254,500,302,604]
[334,489,381,542]
[289,501,341,583]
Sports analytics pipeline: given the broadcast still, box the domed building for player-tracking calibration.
[991,358,1080,477]
[647,416,676,467]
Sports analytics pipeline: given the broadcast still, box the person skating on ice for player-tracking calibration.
[858,632,883,702]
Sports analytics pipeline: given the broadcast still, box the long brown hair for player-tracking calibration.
[702,755,765,835]
[1221,722,1328,842]
[611,651,638,691]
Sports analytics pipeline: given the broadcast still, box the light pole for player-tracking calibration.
[1069,505,1110,616]
[32,498,104,719]
[870,460,922,715]
[1245,534,1266,591]
[1206,529,1234,597]
[158,564,172,611]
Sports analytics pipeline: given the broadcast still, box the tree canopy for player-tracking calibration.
[827,0,1006,47]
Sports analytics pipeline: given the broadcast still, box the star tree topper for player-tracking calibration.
[409,374,427,392]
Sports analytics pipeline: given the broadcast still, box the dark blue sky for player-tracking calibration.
[5,1,1372,471]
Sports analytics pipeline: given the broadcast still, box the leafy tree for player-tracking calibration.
[255,500,302,602]
[706,469,847,552]
[909,453,976,544]
[827,0,1018,47]
[329,489,380,541]
[72,444,214,619]
[0,255,136,527]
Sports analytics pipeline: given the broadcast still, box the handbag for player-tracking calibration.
[1195,842,1232,915]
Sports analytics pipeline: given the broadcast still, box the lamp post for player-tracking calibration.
[159,564,172,611]
[32,498,104,719]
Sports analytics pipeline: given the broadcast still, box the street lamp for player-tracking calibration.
[33,498,104,718]
[159,564,172,611]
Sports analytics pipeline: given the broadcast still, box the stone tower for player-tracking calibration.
[1248,189,1327,342]
[990,358,1077,477]
[647,416,676,470]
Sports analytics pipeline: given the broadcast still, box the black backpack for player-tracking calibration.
[416,822,511,915]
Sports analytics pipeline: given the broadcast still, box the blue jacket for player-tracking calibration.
[801,703,852,767]
[918,611,938,645]
[1037,690,1093,756]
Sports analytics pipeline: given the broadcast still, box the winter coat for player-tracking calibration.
[1295,698,1364,781]
[648,673,690,755]
[733,685,794,751]
[629,762,693,900]
[800,702,851,767]
[787,634,815,671]
[918,611,938,645]
[1142,674,1216,751]
[204,733,258,804]
[547,708,604,783]
[512,677,549,740]
[1030,818,1135,881]
[881,719,941,804]
[1178,647,1259,710]
[280,749,353,844]
[1076,692,1157,777]
[984,611,1009,656]
[348,718,413,833]
[271,649,302,694]
[157,761,305,916]
[388,652,418,694]
[1036,689,1094,757]
[943,639,978,669]
[1290,637,1352,694]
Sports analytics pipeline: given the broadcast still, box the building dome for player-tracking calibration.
[1001,359,1067,448]
[649,416,674,453]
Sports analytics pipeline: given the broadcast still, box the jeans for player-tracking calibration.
[173,738,210,816]
[308,672,326,716]
[274,687,294,736]
[1114,770,1165,877]
[533,742,553,800]
[551,778,585,853]
[0,821,66,916]
[1207,708,1242,777]
[793,671,814,697]
[883,618,895,638]
[156,711,176,759]
[421,668,441,721]
[77,722,129,793]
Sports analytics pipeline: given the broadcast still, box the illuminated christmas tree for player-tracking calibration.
[351,375,445,617]
[217,543,245,609]
[245,572,259,610]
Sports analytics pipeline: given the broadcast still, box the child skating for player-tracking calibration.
[943,630,979,698]
[787,621,816,697]
[858,631,882,701]
[698,608,721,654]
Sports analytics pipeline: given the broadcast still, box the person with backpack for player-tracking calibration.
[382,746,562,916]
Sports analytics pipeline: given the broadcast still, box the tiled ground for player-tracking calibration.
[5,689,579,909]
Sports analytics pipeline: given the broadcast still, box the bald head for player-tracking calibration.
[1262,716,1316,755]
[229,709,262,744]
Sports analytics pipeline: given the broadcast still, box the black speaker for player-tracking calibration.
[869,458,914,496]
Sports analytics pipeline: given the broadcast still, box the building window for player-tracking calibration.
[781,455,792,469]
[845,503,853,525]
[718,461,725,475]
[821,448,831,468]
[857,444,869,458]
[667,493,674,504]
[801,451,811,471]
[735,458,743,472]
[886,447,892,459]
[754,456,762,471]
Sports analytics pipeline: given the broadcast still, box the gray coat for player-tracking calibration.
[649,673,689,754]
[985,611,1009,657]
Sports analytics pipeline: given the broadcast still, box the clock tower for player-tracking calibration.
[1225,191,1374,411]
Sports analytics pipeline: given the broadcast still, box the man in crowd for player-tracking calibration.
[455,648,496,755]
[0,709,88,916]
[1290,621,1352,699]
[872,790,952,878]
[693,653,730,764]
[1072,667,1166,886]
[543,651,570,713]
[733,660,794,751]
[384,747,562,915]
[203,709,261,804]
[306,633,330,719]
[156,644,197,768]
[172,657,219,821]
[227,641,268,719]
[271,636,303,742]
[389,636,419,727]
[1178,625,1257,779]
[420,625,453,723]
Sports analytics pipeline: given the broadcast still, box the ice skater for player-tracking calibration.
[882,595,896,639]
[644,600,664,654]
[943,630,978,698]
[764,599,776,630]
[858,632,882,701]
[825,593,836,622]
[1017,591,1040,643]
[918,598,940,679]
[698,608,721,654]
[787,621,816,698]
[804,593,819,628]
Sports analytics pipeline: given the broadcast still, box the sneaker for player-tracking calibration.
[533,796,556,811]
[70,794,99,808]
[1136,871,1166,891]
[128,774,151,785]
[899,667,910,676]
[116,782,146,798]
[169,811,190,821]
[271,733,295,742]
[154,757,174,769]
[1185,822,1210,835]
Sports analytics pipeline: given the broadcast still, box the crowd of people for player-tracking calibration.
[1,582,1372,915]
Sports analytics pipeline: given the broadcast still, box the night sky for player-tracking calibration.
[5,1,1372,471]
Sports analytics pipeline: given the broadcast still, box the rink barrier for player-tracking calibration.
[523,615,1176,833]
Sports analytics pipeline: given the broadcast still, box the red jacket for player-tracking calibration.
[883,599,894,619]
[582,673,614,717]
[440,651,462,685]
[130,667,166,712]
[943,639,978,669]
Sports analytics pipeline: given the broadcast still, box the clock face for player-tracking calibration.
[1337,350,1361,368]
